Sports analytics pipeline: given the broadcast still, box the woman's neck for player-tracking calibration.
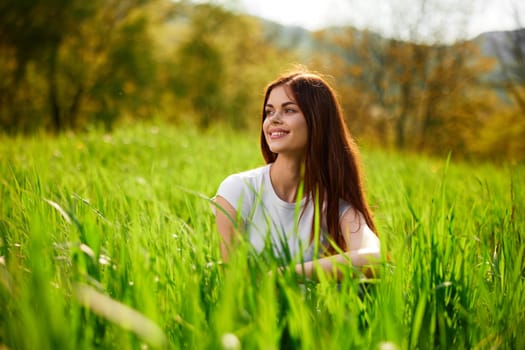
[270,156,304,203]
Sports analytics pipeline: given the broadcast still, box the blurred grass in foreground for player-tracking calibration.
[0,123,523,349]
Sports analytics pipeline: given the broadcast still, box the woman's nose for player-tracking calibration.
[269,110,283,123]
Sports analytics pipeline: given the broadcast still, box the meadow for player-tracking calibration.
[0,123,523,349]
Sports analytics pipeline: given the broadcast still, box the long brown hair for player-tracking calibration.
[260,70,377,253]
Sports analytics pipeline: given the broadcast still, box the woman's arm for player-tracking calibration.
[214,195,238,262]
[293,208,381,280]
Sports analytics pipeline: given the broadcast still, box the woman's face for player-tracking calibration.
[263,85,308,159]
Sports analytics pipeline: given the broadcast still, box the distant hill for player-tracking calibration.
[256,16,524,84]
[257,18,320,56]
[477,28,525,62]
[475,28,525,83]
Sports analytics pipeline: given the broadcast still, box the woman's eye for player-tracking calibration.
[265,109,274,116]
[285,108,296,114]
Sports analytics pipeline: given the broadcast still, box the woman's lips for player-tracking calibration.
[269,129,289,139]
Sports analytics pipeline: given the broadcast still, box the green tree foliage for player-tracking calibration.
[0,0,83,132]
[174,10,226,128]
[168,3,294,129]
[0,0,156,132]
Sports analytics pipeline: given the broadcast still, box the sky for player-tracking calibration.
[229,0,524,43]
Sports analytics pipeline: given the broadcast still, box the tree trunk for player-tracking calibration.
[47,42,61,133]
[396,82,411,149]
[68,85,84,129]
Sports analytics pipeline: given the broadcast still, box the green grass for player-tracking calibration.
[1,123,523,349]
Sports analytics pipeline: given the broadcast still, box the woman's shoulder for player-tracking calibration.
[221,164,270,185]
[215,164,270,214]
[217,164,270,195]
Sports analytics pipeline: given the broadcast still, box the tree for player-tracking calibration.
[0,0,83,132]
[313,0,496,157]
[169,3,297,129]
[0,0,157,133]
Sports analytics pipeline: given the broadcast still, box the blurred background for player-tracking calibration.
[0,0,524,161]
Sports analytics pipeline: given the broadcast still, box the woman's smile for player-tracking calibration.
[268,128,289,139]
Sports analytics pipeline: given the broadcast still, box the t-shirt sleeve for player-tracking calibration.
[215,174,252,219]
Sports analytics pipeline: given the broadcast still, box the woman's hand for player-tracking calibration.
[291,207,381,281]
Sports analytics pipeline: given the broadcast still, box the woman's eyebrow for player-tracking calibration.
[265,101,297,108]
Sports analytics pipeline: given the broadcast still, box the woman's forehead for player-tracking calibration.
[267,85,296,104]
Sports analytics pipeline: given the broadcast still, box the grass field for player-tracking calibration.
[1,123,524,349]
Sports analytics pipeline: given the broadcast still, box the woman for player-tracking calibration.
[214,70,380,279]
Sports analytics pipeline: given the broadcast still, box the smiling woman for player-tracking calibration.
[213,69,381,280]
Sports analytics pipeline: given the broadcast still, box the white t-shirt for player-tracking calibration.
[215,164,352,262]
